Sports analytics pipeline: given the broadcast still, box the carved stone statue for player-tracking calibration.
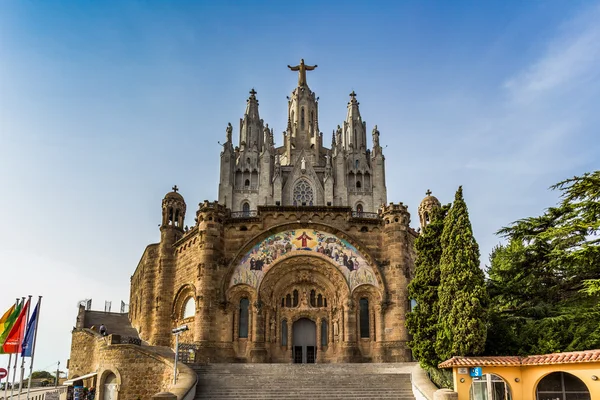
[372,125,380,147]
[300,156,306,171]
[226,122,233,143]
[287,59,318,87]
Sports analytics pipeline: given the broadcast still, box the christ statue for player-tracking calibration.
[287,59,318,87]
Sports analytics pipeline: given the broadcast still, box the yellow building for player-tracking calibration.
[439,349,600,400]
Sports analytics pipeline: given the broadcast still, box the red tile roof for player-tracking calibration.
[438,349,600,369]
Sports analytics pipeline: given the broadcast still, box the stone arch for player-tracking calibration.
[172,283,197,320]
[258,254,354,310]
[97,366,122,400]
[222,222,384,297]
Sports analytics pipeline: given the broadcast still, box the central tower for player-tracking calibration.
[218,60,387,212]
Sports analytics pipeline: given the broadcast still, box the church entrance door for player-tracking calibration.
[292,318,316,363]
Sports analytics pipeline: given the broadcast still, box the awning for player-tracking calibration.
[63,372,98,386]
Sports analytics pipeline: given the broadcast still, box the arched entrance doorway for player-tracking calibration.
[103,372,117,400]
[293,318,316,363]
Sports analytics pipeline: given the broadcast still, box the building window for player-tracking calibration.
[470,373,512,400]
[242,202,250,217]
[301,107,305,130]
[286,294,292,308]
[182,297,195,319]
[356,204,363,214]
[536,372,589,400]
[356,181,361,189]
[321,319,328,347]
[244,179,250,188]
[310,290,316,307]
[355,159,359,169]
[239,298,249,338]
[317,294,323,307]
[359,298,370,338]
[281,320,288,346]
[293,290,299,307]
[293,179,314,206]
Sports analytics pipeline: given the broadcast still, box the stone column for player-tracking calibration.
[249,301,267,362]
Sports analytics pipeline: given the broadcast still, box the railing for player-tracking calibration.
[351,211,380,219]
[230,210,258,219]
[178,343,202,364]
[234,185,259,192]
[1,386,67,400]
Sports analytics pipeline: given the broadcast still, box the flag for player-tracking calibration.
[0,304,16,337]
[21,301,39,357]
[1,298,29,354]
[0,301,22,354]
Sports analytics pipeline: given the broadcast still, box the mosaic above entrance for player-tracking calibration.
[229,229,378,291]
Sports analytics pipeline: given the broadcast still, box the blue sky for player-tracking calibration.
[1,0,599,375]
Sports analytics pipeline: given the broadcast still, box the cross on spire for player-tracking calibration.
[425,189,432,196]
[249,88,257,96]
[172,185,179,193]
[349,90,357,99]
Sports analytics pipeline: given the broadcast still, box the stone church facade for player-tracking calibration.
[127,61,440,363]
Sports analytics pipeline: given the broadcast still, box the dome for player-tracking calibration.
[164,185,184,201]
[419,190,441,210]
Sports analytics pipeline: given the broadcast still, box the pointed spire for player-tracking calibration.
[245,88,260,119]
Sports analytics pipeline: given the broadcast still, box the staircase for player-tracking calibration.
[193,363,416,399]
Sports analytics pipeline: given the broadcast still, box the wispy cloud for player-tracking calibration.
[504,2,600,105]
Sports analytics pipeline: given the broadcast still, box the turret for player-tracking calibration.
[342,91,367,152]
[152,186,186,346]
[194,201,227,344]
[418,190,441,229]
[370,125,387,208]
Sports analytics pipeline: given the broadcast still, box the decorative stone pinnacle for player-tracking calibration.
[426,189,432,196]
[172,185,179,193]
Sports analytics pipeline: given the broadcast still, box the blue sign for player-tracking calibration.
[469,367,482,377]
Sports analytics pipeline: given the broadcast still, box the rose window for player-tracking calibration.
[293,180,314,206]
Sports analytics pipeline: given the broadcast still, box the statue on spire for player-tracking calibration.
[287,59,318,87]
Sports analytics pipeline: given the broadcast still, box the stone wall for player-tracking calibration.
[69,329,196,400]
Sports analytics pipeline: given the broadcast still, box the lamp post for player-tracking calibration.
[171,325,188,385]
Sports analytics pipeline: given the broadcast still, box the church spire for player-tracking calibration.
[343,91,366,151]
[239,88,264,151]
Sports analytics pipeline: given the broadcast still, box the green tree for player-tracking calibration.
[436,186,488,361]
[486,171,600,355]
[31,371,55,380]
[407,204,449,368]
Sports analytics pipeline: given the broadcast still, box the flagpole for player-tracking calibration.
[25,296,41,400]
[9,297,25,400]
[17,295,31,400]
[3,298,19,400]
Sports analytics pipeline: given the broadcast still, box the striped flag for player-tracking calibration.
[1,298,29,354]
[0,300,22,354]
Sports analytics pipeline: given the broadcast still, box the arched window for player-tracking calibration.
[182,297,195,319]
[244,179,250,188]
[356,180,361,189]
[356,204,363,214]
[359,298,370,338]
[242,202,250,217]
[281,298,285,308]
[239,298,249,338]
[321,319,328,347]
[286,294,292,308]
[293,290,299,307]
[281,320,288,346]
[301,107,305,130]
[310,290,316,307]
[536,372,589,400]
[293,180,314,206]
[355,159,359,169]
[469,373,512,400]
[317,294,323,307]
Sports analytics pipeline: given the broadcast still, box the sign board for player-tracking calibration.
[469,367,483,377]
[0,368,7,379]
[458,367,469,375]
[45,392,59,400]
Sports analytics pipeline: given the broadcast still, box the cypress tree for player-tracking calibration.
[436,186,488,361]
[407,204,449,368]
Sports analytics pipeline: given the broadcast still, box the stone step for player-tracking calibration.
[193,363,415,400]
